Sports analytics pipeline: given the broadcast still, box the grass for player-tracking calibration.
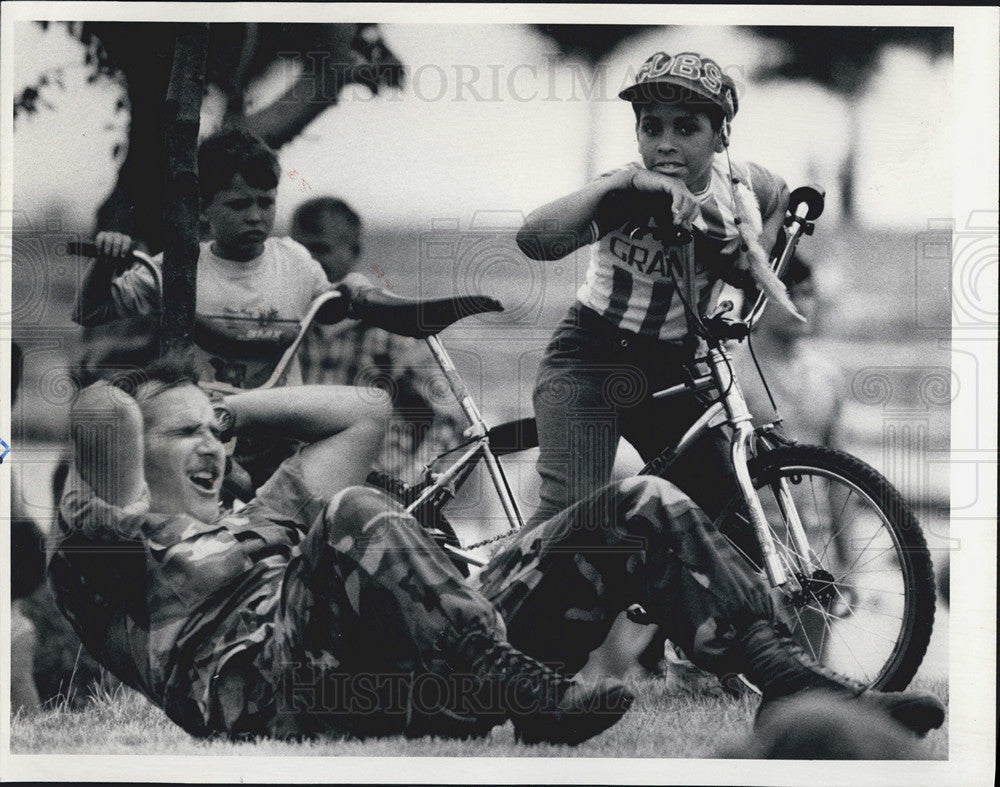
[9,677,948,759]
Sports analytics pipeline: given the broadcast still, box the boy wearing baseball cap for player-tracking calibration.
[518,50,796,529]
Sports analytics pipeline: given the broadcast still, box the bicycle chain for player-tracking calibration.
[366,471,522,552]
[462,528,521,551]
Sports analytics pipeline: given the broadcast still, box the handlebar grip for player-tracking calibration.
[66,240,147,272]
[788,185,825,221]
[645,201,693,246]
[630,194,693,246]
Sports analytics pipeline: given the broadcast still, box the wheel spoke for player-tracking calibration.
[830,615,903,646]
[826,621,876,684]
[842,527,888,576]
[827,582,906,597]
[818,608,830,655]
[803,598,905,620]
[843,546,902,575]
[717,450,930,689]
[836,484,854,528]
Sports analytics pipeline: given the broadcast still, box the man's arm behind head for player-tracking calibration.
[69,380,146,507]
[224,384,391,503]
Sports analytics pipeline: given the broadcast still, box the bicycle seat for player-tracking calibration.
[345,284,504,338]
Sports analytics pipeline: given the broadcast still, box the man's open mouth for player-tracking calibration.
[189,468,220,492]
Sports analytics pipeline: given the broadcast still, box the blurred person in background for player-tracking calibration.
[290,197,463,482]
[8,341,47,714]
[735,254,845,450]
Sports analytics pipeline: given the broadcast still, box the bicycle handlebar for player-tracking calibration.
[66,240,159,277]
[787,185,825,222]
[742,184,825,330]
[689,184,825,347]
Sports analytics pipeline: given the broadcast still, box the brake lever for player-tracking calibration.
[703,315,749,342]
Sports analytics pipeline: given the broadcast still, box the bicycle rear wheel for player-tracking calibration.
[715,444,935,691]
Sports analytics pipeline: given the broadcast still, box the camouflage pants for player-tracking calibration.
[252,475,772,739]
[478,475,774,677]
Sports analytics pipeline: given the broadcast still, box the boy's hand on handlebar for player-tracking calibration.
[95,231,135,263]
[626,170,702,229]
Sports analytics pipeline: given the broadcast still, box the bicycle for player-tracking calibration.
[351,185,933,692]
[620,186,936,692]
[67,188,935,692]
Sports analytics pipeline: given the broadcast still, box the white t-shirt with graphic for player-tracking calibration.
[111,237,330,388]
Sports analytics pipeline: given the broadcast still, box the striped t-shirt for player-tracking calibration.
[576,157,785,340]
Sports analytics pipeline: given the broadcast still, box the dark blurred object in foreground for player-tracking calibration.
[719,689,924,759]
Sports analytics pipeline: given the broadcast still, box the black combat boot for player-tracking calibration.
[445,628,634,745]
[739,620,945,736]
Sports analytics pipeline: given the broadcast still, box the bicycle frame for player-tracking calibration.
[639,192,824,590]
[191,284,526,569]
[647,345,815,589]
[406,335,526,531]
[348,187,827,579]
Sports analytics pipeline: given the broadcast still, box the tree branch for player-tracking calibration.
[241,23,404,149]
[221,22,258,127]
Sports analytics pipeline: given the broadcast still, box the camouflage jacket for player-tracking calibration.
[50,457,326,736]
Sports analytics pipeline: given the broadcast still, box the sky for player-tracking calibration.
[10,21,953,232]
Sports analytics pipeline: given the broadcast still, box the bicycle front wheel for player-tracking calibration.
[715,444,936,691]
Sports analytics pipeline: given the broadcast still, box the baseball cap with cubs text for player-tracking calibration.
[619,51,738,121]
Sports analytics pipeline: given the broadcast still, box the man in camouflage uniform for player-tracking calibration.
[50,357,944,744]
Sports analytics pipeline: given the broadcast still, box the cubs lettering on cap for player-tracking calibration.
[619,51,737,120]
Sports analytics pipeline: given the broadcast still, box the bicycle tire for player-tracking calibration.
[713,444,935,692]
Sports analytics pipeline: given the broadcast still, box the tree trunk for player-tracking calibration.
[161,23,209,354]
[221,23,258,126]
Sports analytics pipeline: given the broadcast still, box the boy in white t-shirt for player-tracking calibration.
[74,129,336,488]
[75,128,333,390]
